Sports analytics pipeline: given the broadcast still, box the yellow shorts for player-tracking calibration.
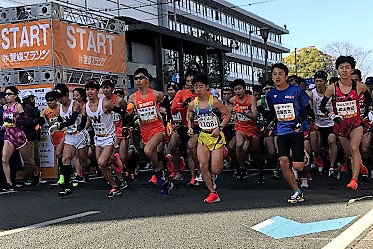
[198,131,226,151]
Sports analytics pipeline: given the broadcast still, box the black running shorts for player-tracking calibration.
[277,133,304,162]
[318,126,334,147]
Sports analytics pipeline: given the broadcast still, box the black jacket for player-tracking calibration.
[22,103,45,141]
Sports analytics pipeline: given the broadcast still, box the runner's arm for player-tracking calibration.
[319,84,335,115]
[214,98,231,129]
[187,102,194,130]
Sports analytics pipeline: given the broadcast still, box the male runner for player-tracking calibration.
[266,63,310,203]
[128,68,173,196]
[319,56,372,190]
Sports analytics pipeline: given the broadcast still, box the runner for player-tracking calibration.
[221,85,236,169]
[128,68,173,196]
[352,69,370,180]
[319,56,371,190]
[187,72,231,203]
[101,79,128,188]
[229,79,263,183]
[309,71,338,178]
[1,86,28,191]
[49,84,89,196]
[41,91,65,184]
[170,70,199,186]
[83,79,125,197]
[266,63,310,203]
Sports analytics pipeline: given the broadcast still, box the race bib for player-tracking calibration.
[49,117,58,126]
[172,112,182,123]
[236,113,250,122]
[112,112,121,123]
[198,115,219,130]
[66,124,78,133]
[274,103,295,121]
[138,106,157,122]
[335,100,358,118]
[92,123,108,136]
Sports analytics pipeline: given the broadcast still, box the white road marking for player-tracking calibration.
[322,209,373,249]
[0,211,100,237]
[0,191,16,195]
[251,218,275,231]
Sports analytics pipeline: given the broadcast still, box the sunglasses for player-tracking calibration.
[134,76,146,81]
[5,92,15,96]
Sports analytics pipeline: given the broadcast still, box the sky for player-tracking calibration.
[229,0,373,53]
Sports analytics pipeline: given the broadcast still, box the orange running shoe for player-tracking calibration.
[347,178,358,190]
[114,153,123,173]
[204,192,221,203]
[360,165,368,175]
[149,175,157,185]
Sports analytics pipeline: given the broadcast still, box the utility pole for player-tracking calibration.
[249,30,254,86]
[173,0,177,30]
[260,28,270,81]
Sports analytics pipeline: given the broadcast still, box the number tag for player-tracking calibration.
[274,103,295,121]
[112,112,121,122]
[335,100,358,118]
[198,115,219,130]
[92,123,108,136]
[138,106,157,121]
[172,112,182,122]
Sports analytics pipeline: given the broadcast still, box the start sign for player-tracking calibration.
[0,20,52,68]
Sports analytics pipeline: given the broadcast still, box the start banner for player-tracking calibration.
[0,20,126,74]
[0,20,53,69]
[53,21,126,74]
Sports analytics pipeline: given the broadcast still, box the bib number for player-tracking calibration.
[198,115,219,130]
[236,113,250,122]
[92,123,108,136]
[335,100,358,118]
[112,112,121,123]
[138,106,157,122]
[274,103,295,121]
[172,112,182,123]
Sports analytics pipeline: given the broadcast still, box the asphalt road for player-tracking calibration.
[0,170,372,249]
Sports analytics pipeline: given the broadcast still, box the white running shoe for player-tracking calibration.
[300,178,309,188]
[195,174,203,182]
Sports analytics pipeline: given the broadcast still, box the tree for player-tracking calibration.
[323,42,373,78]
[283,47,337,78]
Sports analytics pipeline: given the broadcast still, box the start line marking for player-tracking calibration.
[322,208,373,249]
[0,211,100,237]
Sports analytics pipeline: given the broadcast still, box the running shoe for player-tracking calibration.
[75,175,86,184]
[195,173,203,182]
[3,183,15,192]
[272,170,280,180]
[287,191,304,204]
[169,171,177,179]
[160,181,173,196]
[107,187,121,198]
[188,177,199,186]
[118,180,128,190]
[114,153,123,173]
[39,172,47,184]
[58,187,72,197]
[179,157,185,171]
[347,179,358,190]
[234,168,247,180]
[360,165,369,181]
[257,173,266,184]
[155,171,165,186]
[340,163,348,173]
[328,168,338,178]
[57,175,65,185]
[212,174,217,190]
[315,155,324,172]
[165,154,175,172]
[204,192,220,203]
[174,172,183,181]
[300,178,309,188]
[149,175,157,185]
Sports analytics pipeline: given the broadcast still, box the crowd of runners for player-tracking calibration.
[0,55,372,204]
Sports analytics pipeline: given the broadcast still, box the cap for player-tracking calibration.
[366,77,373,86]
[20,90,34,100]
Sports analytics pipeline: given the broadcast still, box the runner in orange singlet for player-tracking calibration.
[128,68,173,196]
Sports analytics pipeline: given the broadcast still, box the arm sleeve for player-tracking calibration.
[319,96,331,115]
[171,92,183,114]
[77,115,87,131]
[59,111,79,129]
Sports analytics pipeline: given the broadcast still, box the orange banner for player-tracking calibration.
[53,21,126,74]
[0,20,52,69]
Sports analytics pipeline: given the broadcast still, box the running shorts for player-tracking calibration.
[51,131,65,146]
[5,128,27,149]
[277,133,304,162]
[317,126,334,147]
[333,118,362,138]
[140,123,165,144]
[235,122,259,140]
[94,133,117,148]
[64,131,89,149]
[198,131,226,151]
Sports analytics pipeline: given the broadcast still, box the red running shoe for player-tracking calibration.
[340,164,348,173]
[347,178,358,190]
[169,171,176,179]
[204,192,221,203]
[360,165,368,175]
[114,153,123,173]
[179,157,185,172]
[315,155,324,171]
[165,154,175,172]
[188,177,199,186]
[149,175,157,185]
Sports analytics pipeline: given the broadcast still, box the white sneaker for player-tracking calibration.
[300,178,309,188]
[292,168,298,180]
[195,174,203,182]
[174,172,183,181]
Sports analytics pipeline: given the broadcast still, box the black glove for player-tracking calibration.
[182,97,193,107]
[330,114,343,124]
[292,121,302,131]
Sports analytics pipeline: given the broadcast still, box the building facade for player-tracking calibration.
[1,0,289,87]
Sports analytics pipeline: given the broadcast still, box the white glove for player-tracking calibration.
[49,124,58,135]
[368,111,373,123]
